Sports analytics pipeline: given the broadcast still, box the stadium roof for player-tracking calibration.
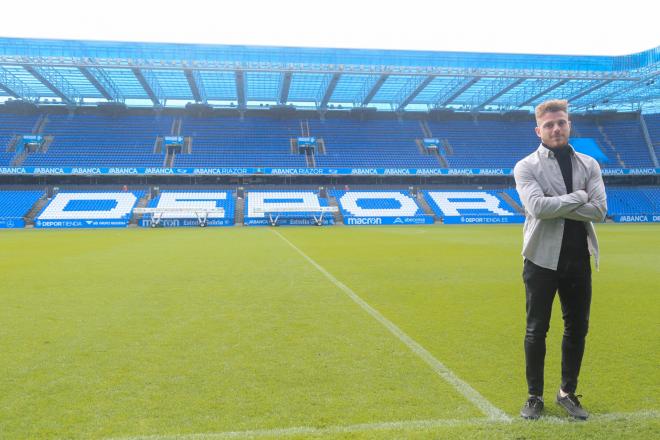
[1,37,659,114]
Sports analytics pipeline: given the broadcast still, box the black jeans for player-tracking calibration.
[523,256,592,396]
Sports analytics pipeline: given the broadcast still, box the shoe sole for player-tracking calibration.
[520,409,543,420]
[520,414,541,420]
[556,401,588,420]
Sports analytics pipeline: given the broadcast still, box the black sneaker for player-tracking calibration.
[520,395,544,419]
[556,392,589,420]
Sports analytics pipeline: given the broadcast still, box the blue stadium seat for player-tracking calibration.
[0,190,44,219]
[23,115,171,167]
[176,116,306,167]
[145,190,235,225]
[330,190,425,218]
[310,119,439,168]
[605,187,659,216]
[0,111,655,169]
[571,118,654,168]
[36,191,145,221]
[244,190,329,225]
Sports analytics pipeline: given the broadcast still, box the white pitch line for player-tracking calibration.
[534,409,660,425]
[109,418,486,440]
[270,229,510,422]
[108,411,659,440]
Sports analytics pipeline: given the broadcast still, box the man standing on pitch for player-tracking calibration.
[514,99,607,420]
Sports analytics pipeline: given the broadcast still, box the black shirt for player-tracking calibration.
[543,143,590,259]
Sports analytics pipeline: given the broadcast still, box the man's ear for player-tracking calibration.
[534,126,541,138]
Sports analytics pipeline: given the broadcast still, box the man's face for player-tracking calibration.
[535,110,571,149]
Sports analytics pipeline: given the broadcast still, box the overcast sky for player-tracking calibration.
[2,0,658,56]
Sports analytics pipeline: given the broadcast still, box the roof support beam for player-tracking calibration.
[573,73,660,110]
[519,79,567,107]
[235,70,246,108]
[85,66,123,102]
[0,67,23,98]
[0,67,41,101]
[435,77,480,107]
[278,72,292,105]
[0,82,19,98]
[78,66,113,100]
[474,78,525,110]
[320,73,341,109]
[395,75,434,112]
[132,68,160,105]
[184,69,204,102]
[567,80,613,103]
[23,65,76,104]
[361,74,389,106]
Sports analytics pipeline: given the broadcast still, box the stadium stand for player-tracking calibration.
[243,190,334,225]
[641,113,660,163]
[141,190,235,227]
[0,111,655,170]
[0,113,42,166]
[0,152,15,166]
[0,190,44,228]
[176,116,306,167]
[0,113,40,145]
[3,184,660,228]
[0,38,657,229]
[571,116,655,168]
[329,190,433,225]
[501,188,524,209]
[423,190,524,223]
[601,120,654,167]
[426,119,537,168]
[35,191,145,228]
[501,186,660,221]
[605,187,660,216]
[309,119,440,168]
[23,115,172,167]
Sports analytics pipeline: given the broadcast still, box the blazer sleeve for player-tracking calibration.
[514,159,587,220]
[562,158,607,223]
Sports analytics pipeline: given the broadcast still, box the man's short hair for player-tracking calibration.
[535,99,569,124]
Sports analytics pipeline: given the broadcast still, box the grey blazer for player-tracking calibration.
[514,144,607,270]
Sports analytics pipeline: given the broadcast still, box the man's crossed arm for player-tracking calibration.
[514,162,607,223]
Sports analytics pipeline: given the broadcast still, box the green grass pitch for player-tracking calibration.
[1,224,658,439]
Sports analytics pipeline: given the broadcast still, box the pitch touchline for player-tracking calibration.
[109,411,659,440]
[112,418,485,440]
[270,229,509,422]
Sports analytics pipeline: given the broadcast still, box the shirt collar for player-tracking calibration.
[537,143,575,158]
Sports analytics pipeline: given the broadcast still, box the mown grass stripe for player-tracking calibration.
[271,229,509,422]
